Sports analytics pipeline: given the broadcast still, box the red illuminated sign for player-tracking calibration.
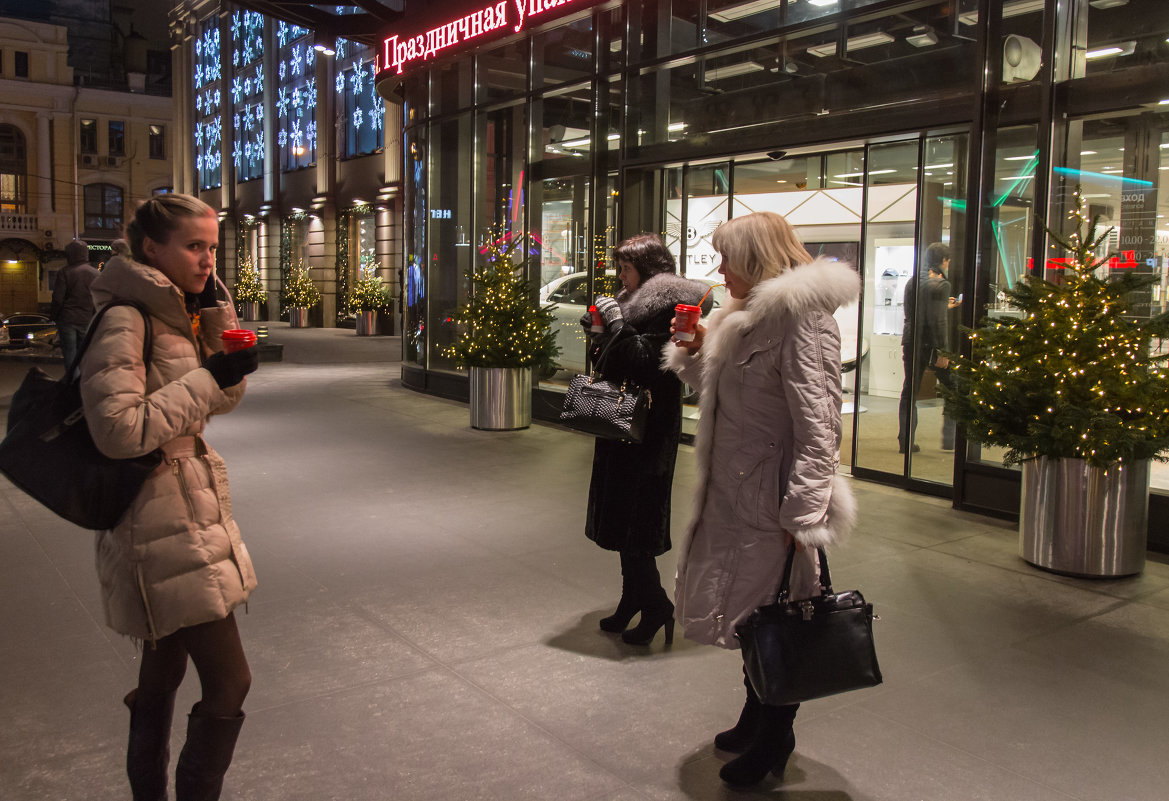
[382,0,603,77]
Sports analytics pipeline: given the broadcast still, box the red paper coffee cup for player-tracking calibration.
[221,329,257,353]
[674,304,701,341]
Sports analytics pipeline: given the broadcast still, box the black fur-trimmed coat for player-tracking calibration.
[584,272,709,555]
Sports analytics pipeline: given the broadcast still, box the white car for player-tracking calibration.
[542,271,724,374]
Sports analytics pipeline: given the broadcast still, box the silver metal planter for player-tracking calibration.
[1020,456,1148,577]
[289,307,309,328]
[355,310,376,336]
[240,302,260,322]
[469,367,531,431]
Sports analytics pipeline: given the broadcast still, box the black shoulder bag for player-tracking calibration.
[559,331,652,443]
[0,301,163,529]
[735,544,883,706]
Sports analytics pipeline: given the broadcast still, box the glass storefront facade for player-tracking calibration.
[377,0,1169,550]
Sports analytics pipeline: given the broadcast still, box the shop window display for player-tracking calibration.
[276,22,316,171]
[336,38,384,158]
[231,9,265,183]
[193,15,222,190]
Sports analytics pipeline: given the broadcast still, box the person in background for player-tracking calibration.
[898,242,957,454]
[666,211,858,788]
[51,238,100,374]
[582,233,710,646]
[80,194,259,801]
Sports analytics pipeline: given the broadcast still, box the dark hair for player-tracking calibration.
[925,242,952,272]
[125,194,216,264]
[612,233,676,283]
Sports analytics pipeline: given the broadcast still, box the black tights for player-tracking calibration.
[137,613,251,718]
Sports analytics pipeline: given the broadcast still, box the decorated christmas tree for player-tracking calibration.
[282,261,322,309]
[447,230,559,371]
[347,260,392,314]
[233,256,266,304]
[941,187,1169,468]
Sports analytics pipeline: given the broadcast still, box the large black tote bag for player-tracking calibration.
[735,545,882,706]
[0,301,162,529]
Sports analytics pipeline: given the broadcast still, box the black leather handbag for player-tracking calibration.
[559,332,652,443]
[0,301,163,530]
[736,544,882,706]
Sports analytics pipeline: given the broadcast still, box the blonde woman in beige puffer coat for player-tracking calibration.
[80,194,259,801]
[666,211,858,790]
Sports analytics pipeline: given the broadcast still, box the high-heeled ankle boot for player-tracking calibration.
[125,688,177,801]
[174,703,245,801]
[714,670,762,753]
[718,703,798,788]
[619,555,674,645]
[600,553,641,633]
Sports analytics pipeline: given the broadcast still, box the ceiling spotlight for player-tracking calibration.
[906,26,938,48]
[1088,0,1129,8]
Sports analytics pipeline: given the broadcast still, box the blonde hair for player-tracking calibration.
[711,212,811,288]
[125,194,216,264]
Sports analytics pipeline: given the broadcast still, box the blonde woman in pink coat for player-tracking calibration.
[666,211,858,789]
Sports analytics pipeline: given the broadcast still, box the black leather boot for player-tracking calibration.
[174,704,245,801]
[718,703,798,788]
[125,689,177,801]
[620,555,674,646]
[600,552,642,633]
[714,670,762,753]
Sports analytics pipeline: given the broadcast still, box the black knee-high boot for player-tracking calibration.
[125,688,177,801]
[600,552,642,633]
[620,554,674,646]
[174,704,245,801]
[714,668,762,753]
[718,702,798,788]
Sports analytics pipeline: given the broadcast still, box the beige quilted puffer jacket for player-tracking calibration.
[663,258,859,649]
[80,256,257,643]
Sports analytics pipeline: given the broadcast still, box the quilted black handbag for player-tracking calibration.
[0,300,163,530]
[736,544,882,706]
[559,332,652,443]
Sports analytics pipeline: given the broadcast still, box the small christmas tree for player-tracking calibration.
[447,230,560,371]
[233,256,266,304]
[282,261,322,309]
[941,187,1169,468]
[347,260,392,314]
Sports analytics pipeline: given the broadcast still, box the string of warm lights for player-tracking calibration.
[941,186,1169,469]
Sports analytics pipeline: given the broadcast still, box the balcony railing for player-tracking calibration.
[0,212,38,235]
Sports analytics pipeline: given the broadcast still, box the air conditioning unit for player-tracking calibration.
[81,154,97,167]
[107,156,123,167]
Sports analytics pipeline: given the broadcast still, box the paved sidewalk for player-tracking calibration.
[2,333,1168,801]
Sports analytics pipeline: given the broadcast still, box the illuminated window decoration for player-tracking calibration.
[193,15,222,190]
[278,23,315,171]
[338,40,383,158]
[232,9,266,182]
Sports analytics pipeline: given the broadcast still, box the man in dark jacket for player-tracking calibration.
[898,243,955,454]
[51,239,100,374]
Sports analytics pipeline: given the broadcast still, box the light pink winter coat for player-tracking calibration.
[80,256,257,643]
[663,258,859,649]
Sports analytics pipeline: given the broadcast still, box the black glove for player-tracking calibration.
[594,296,624,334]
[187,273,219,310]
[204,348,259,389]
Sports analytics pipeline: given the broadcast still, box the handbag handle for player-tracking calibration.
[589,326,625,379]
[776,542,833,603]
[70,300,154,384]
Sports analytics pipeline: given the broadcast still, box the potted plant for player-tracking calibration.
[347,260,392,336]
[941,188,1169,577]
[447,231,559,430]
[282,261,322,328]
[233,257,266,321]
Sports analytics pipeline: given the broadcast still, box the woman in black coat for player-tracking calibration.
[584,233,709,645]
